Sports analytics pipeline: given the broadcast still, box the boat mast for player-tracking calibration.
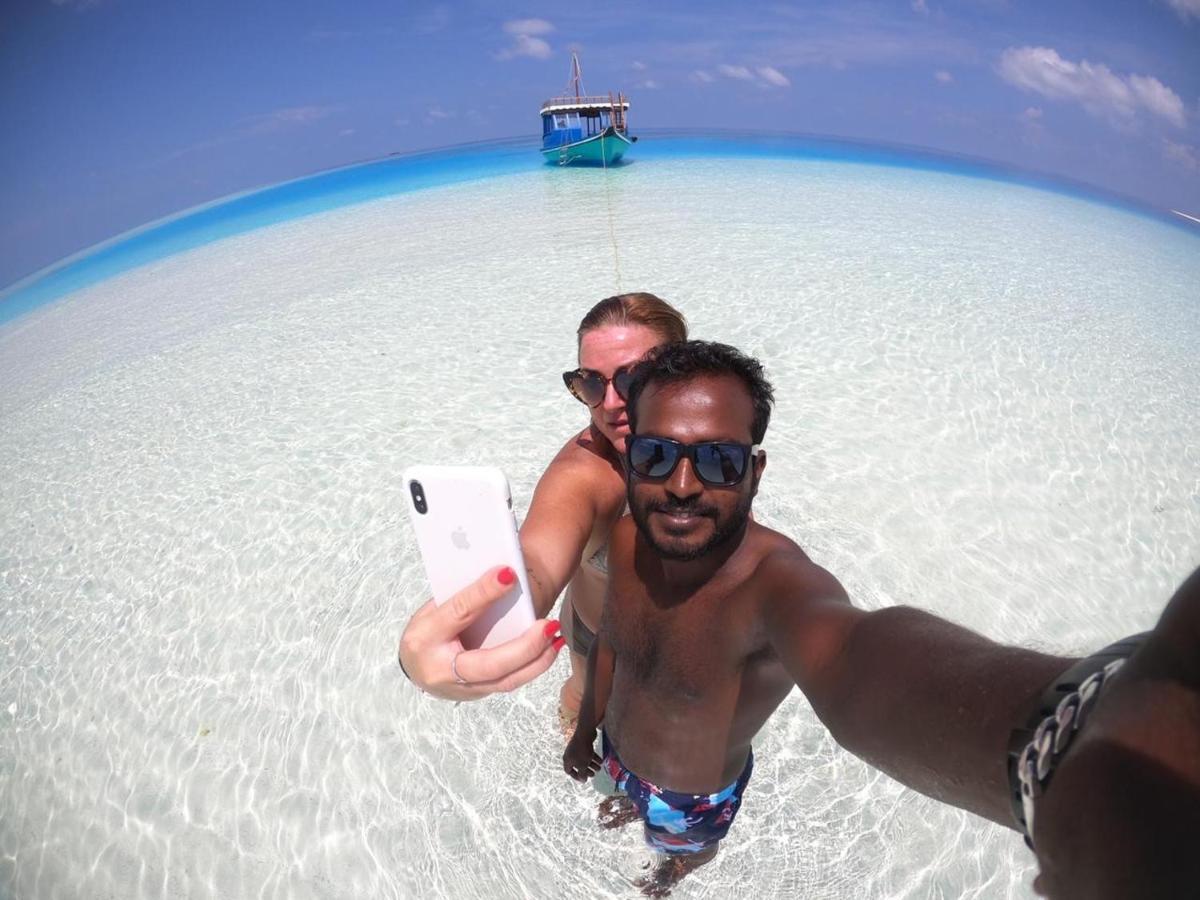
[569,51,584,101]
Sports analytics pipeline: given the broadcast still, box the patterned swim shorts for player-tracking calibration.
[600,733,754,855]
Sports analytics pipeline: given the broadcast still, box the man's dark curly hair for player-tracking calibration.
[625,340,775,443]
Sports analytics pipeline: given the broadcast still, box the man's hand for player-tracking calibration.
[398,565,565,700]
[563,728,602,782]
[1032,566,1200,899]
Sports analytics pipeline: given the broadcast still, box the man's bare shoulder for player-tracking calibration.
[745,524,851,609]
[744,526,862,687]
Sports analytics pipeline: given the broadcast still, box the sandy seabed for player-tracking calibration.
[1,157,1198,899]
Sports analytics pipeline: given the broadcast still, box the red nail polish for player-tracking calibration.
[543,620,561,639]
[497,566,515,585]
[553,636,566,652]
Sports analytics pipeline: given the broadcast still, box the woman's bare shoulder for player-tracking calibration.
[544,428,623,481]
[530,427,626,517]
[547,425,612,461]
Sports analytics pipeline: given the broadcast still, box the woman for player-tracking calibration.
[397,293,687,718]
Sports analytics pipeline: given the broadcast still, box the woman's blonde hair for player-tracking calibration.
[576,292,688,348]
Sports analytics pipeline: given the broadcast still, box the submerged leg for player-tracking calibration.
[597,794,640,829]
[555,599,586,736]
[633,845,720,898]
[557,648,586,737]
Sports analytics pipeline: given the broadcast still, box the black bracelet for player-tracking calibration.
[1006,632,1149,848]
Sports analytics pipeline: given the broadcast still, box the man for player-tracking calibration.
[561,340,1199,897]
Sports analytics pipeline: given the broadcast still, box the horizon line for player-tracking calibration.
[2,130,1197,326]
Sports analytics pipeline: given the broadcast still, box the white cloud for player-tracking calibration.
[394,117,410,127]
[424,107,456,127]
[498,34,552,60]
[757,66,791,87]
[339,128,356,137]
[158,105,335,163]
[1163,138,1200,171]
[266,107,328,124]
[997,46,1186,128]
[641,79,660,90]
[715,63,789,88]
[718,64,755,81]
[1130,74,1187,126]
[503,18,553,36]
[691,70,715,84]
[626,8,978,76]
[1023,106,1043,120]
[497,19,554,60]
[632,61,647,71]
[935,70,953,84]
[912,0,930,14]
[244,106,334,134]
[1165,0,1200,21]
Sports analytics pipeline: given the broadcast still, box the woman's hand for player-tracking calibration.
[398,565,565,700]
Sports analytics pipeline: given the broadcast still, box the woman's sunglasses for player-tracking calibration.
[626,436,761,487]
[562,366,636,408]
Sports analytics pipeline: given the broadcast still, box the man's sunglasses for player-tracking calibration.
[626,436,761,487]
[562,366,636,408]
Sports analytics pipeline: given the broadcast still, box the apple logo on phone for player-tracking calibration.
[451,527,470,550]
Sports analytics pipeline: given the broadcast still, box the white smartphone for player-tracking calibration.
[402,465,536,651]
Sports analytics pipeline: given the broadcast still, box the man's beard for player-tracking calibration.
[628,485,753,562]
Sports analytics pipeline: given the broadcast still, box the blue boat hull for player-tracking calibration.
[541,128,633,166]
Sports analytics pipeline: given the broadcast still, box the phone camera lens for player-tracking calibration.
[410,480,428,515]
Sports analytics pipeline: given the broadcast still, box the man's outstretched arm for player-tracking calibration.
[767,554,1200,893]
[764,554,1074,826]
[1030,565,1200,899]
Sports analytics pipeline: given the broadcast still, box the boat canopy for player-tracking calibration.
[540,96,631,115]
[541,97,630,150]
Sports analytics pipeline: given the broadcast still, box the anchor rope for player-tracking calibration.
[599,131,623,294]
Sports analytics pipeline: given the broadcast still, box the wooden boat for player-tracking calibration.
[540,53,636,166]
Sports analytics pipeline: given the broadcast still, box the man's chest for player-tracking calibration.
[607,587,760,696]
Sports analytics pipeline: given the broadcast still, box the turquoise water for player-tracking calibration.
[1,137,1197,899]
[3,132,1194,327]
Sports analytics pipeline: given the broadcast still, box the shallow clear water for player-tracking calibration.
[1,150,1198,899]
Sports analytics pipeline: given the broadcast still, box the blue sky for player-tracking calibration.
[2,0,1198,289]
